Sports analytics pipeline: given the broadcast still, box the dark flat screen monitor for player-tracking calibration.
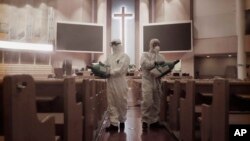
[56,22,103,53]
[143,21,192,52]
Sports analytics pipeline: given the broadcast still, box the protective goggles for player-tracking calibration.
[152,42,160,47]
[110,41,121,46]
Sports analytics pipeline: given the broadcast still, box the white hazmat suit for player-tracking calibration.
[140,38,165,125]
[105,39,130,128]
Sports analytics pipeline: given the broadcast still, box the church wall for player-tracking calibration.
[193,0,237,55]
[154,0,165,22]
[194,36,237,55]
[193,0,239,55]
[138,0,150,68]
[164,0,190,22]
[154,0,190,22]
[193,0,250,78]
[193,0,236,39]
[192,0,243,79]
[0,0,96,77]
[96,0,107,63]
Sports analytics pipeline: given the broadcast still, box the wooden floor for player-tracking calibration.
[98,88,177,141]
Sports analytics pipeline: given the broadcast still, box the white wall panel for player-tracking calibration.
[193,0,236,38]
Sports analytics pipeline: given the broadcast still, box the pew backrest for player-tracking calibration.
[64,77,82,141]
[3,75,56,141]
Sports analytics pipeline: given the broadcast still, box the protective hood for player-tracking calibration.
[149,38,160,54]
[111,39,122,54]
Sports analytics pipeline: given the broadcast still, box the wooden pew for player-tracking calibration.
[35,77,107,141]
[35,79,66,112]
[211,79,229,141]
[91,80,100,139]
[180,80,195,141]
[159,80,168,122]
[79,78,108,141]
[3,74,57,141]
[175,79,250,141]
[165,78,250,141]
[167,80,182,131]
[200,79,229,141]
[81,79,108,141]
[63,78,83,141]
[36,95,58,112]
[164,79,213,140]
[1,75,107,141]
[82,79,97,141]
[229,81,250,112]
[37,78,83,141]
[180,80,215,141]
[95,79,108,132]
[81,79,106,141]
[201,79,250,141]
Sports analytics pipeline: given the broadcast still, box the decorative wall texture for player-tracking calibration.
[0,0,95,77]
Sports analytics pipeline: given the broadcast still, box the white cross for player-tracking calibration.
[113,7,133,51]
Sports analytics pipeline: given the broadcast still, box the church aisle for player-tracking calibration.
[98,87,177,141]
[98,106,176,141]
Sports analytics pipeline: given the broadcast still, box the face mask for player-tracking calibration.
[111,45,121,54]
[153,46,160,53]
[112,46,118,52]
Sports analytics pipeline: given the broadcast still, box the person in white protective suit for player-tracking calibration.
[140,38,166,130]
[105,39,130,131]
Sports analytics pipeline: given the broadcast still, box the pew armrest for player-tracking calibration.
[36,96,58,102]
[200,104,212,141]
[235,94,250,101]
[40,114,54,123]
[200,93,213,97]
[55,136,61,141]
[195,105,202,113]
[37,113,64,125]
[229,114,250,125]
